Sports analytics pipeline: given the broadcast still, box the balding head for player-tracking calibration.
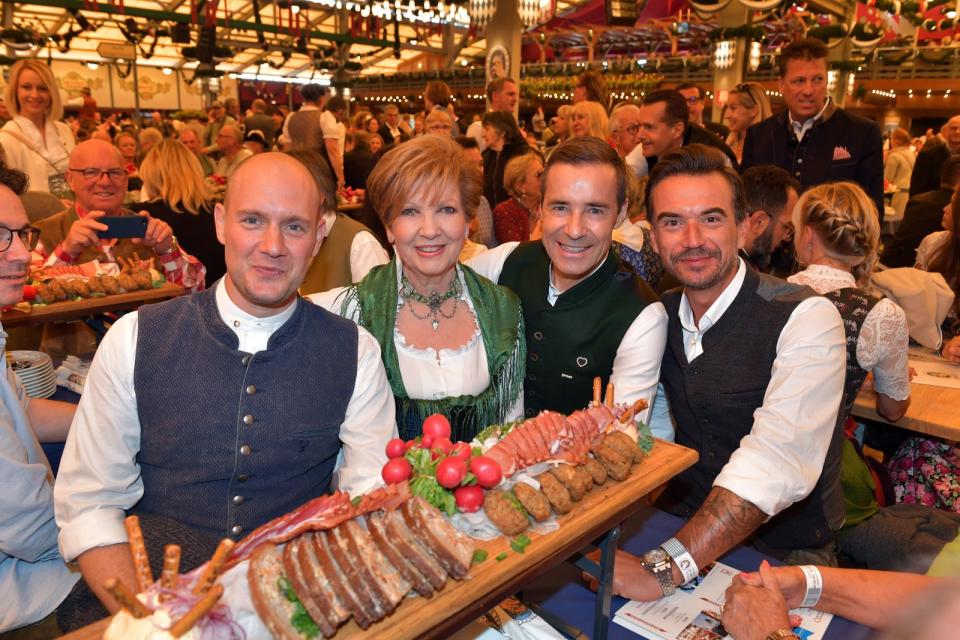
[67,140,128,212]
[215,153,325,317]
[944,115,960,149]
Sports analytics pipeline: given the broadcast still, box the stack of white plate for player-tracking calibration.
[8,351,57,398]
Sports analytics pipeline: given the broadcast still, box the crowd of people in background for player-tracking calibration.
[3,35,960,639]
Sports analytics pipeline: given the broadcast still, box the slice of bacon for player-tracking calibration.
[225,483,411,568]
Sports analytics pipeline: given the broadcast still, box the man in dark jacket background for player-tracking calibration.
[637,89,738,172]
[740,38,884,222]
[909,115,960,197]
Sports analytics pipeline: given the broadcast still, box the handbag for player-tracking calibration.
[870,266,955,349]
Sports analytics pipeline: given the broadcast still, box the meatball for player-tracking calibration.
[549,464,590,501]
[513,482,551,522]
[582,458,608,486]
[592,442,631,481]
[604,430,643,463]
[483,489,529,536]
[537,471,572,515]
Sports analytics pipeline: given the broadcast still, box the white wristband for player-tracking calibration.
[661,537,698,585]
[799,565,823,608]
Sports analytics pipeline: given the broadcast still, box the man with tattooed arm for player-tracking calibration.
[598,145,846,622]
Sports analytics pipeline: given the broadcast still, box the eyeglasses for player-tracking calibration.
[734,83,759,106]
[765,213,794,241]
[0,224,40,252]
[69,167,127,181]
[684,95,702,104]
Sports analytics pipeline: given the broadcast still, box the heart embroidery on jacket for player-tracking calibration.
[576,356,588,368]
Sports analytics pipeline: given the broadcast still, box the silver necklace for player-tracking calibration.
[399,274,462,330]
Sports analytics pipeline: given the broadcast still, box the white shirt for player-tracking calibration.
[789,264,911,401]
[214,148,254,178]
[466,120,486,151]
[624,144,649,179]
[675,259,847,517]
[788,97,832,142]
[309,263,524,423]
[915,230,950,271]
[54,280,396,562]
[321,212,389,283]
[466,242,670,438]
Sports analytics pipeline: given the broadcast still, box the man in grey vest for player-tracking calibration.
[467,137,667,435]
[603,145,846,603]
[54,153,396,619]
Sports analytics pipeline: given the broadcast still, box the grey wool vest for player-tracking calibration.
[133,287,358,541]
[658,268,846,553]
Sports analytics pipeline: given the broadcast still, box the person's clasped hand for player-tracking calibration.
[721,560,796,640]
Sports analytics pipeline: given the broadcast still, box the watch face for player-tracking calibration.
[643,548,667,564]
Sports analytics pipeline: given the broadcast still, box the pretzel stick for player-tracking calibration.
[605,382,615,408]
[124,515,153,593]
[103,577,152,619]
[623,398,648,423]
[161,544,181,594]
[592,377,601,405]
[170,584,224,638]
[192,539,235,595]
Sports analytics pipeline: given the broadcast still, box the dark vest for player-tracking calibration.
[823,287,881,415]
[498,242,657,417]
[300,214,369,295]
[658,268,846,552]
[133,287,358,541]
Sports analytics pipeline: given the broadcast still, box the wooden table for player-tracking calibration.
[61,439,698,640]
[0,283,185,329]
[853,382,960,441]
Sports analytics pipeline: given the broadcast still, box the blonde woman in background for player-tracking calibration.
[546,104,573,149]
[569,100,610,141]
[788,181,910,423]
[885,127,915,219]
[492,151,544,243]
[138,139,224,284]
[724,82,771,164]
[0,60,75,196]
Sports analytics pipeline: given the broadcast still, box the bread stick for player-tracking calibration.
[592,377,601,405]
[104,577,152,619]
[170,584,224,638]
[192,538,235,595]
[124,515,153,593]
[161,544,181,593]
[605,382,614,408]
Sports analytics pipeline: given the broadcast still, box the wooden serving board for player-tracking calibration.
[61,439,698,640]
[0,283,185,329]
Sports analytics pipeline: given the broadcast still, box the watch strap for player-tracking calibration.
[651,560,674,597]
[661,537,698,584]
[764,629,799,640]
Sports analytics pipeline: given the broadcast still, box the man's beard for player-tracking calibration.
[665,246,738,291]
[748,226,775,271]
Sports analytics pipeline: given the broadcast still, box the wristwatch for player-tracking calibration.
[764,630,799,640]
[641,547,675,597]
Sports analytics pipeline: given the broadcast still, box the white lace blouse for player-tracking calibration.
[789,264,911,401]
[308,262,523,421]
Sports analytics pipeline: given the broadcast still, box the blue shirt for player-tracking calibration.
[0,326,78,631]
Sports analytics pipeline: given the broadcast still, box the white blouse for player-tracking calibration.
[915,230,950,271]
[309,263,523,421]
[789,264,910,401]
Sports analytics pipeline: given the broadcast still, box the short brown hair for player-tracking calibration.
[543,137,628,211]
[577,70,607,106]
[283,148,338,216]
[424,81,452,108]
[778,38,828,76]
[487,77,516,102]
[646,144,746,223]
[366,135,481,226]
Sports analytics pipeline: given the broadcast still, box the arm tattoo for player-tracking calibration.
[675,487,767,568]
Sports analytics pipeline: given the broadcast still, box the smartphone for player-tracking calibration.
[96,216,148,239]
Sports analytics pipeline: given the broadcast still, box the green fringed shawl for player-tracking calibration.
[342,259,526,442]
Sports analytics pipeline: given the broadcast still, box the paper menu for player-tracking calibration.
[613,562,833,640]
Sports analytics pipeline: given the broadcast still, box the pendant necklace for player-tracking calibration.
[400,273,462,330]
